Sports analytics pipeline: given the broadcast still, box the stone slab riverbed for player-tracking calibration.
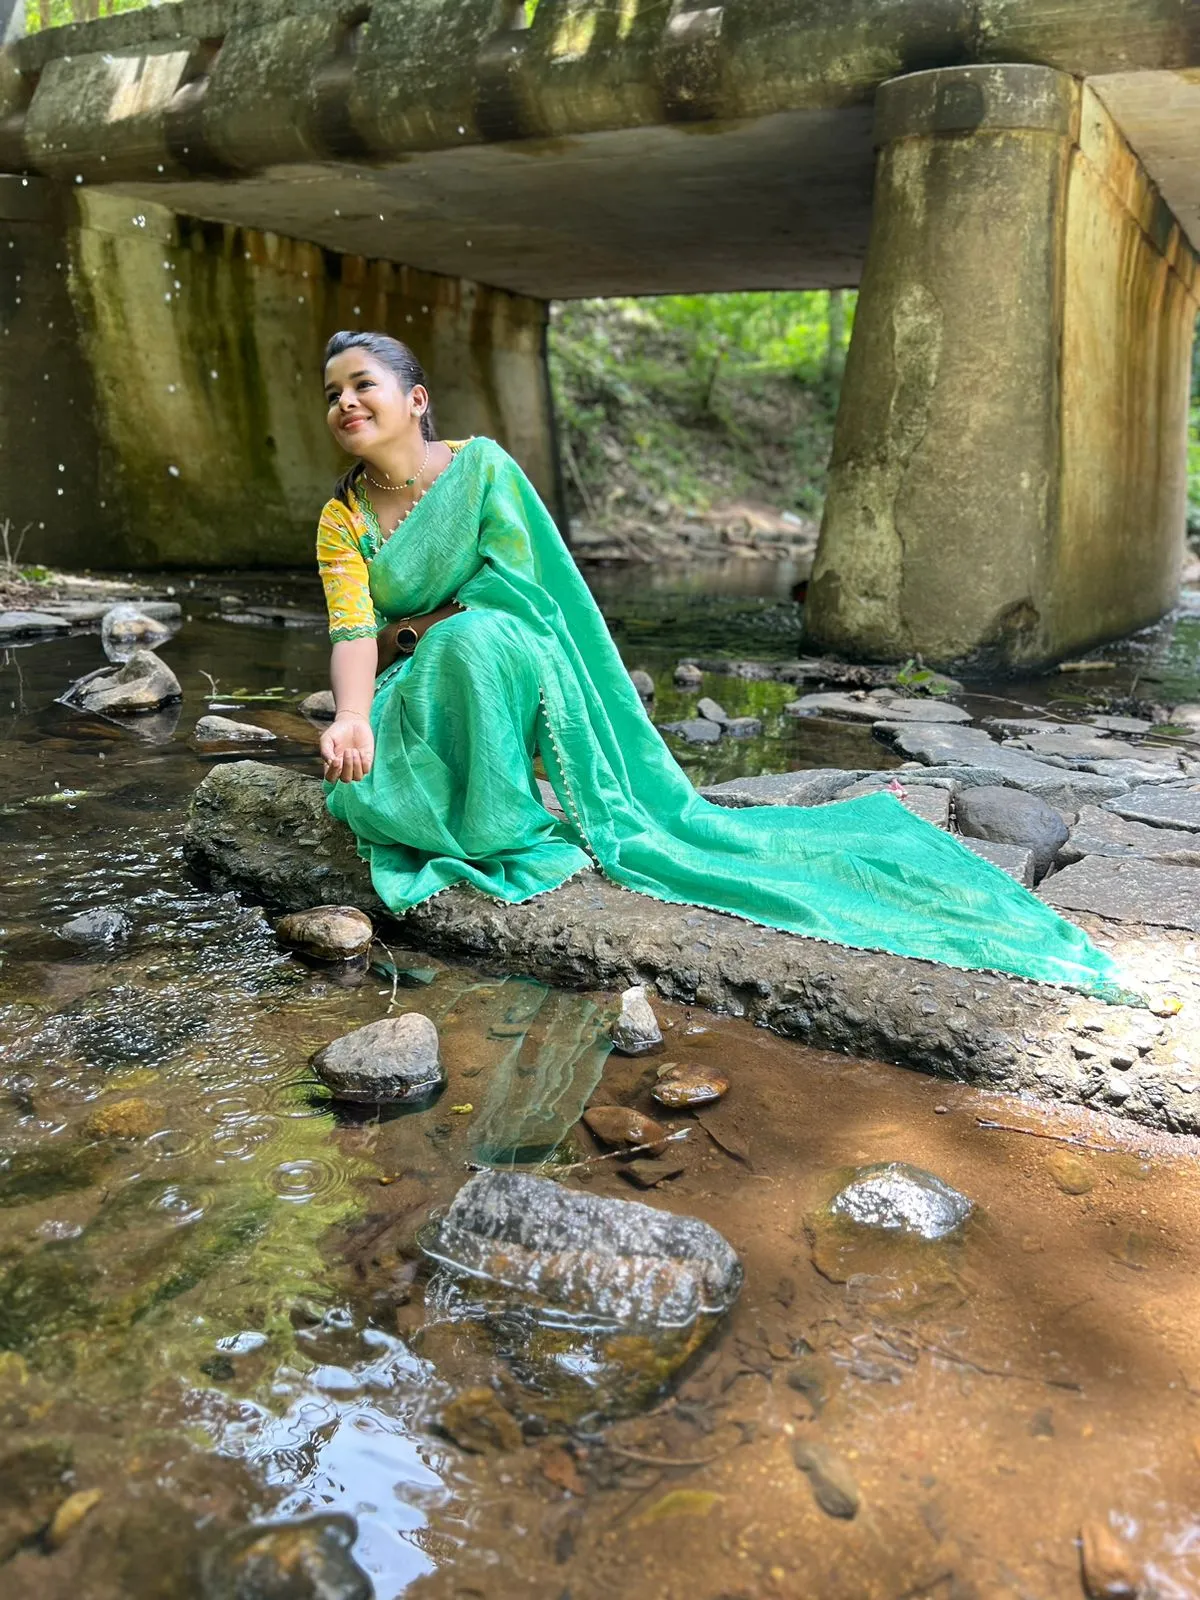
[185,760,1200,1137]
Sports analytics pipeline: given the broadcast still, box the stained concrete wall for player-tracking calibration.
[0,186,557,568]
[806,64,1199,671]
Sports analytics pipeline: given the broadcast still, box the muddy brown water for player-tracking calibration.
[1,565,1199,1598]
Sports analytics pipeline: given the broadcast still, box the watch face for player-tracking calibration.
[397,626,419,655]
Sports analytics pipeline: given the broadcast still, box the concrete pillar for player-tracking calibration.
[806,64,1199,672]
[0,185,560,569]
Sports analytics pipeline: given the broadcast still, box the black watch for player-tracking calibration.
[395,624,419,656]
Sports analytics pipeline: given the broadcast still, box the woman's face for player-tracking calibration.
[323,349,424,456]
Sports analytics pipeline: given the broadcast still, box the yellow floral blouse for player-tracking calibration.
[317,441,470,642]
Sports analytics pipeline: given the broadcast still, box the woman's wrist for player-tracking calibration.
[337,707,372,722]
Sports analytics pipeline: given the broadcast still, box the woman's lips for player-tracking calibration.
[339,416,369,433]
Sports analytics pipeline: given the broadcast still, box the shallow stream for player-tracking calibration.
[1,562,1199,1598]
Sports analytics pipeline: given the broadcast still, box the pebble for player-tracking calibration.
[609,985,663,1055]
[61,907,130,943]
[583,1105,668,1153]
[651,1062,729,1108]
[194,714,276,743]
[629,669,655,702]
[1046,1150,1093,1195]
[674,662,703,689]
[312,1013,444,1103]
[1079,1519,1139,1599]
[790,1440,860,1519]
[276,905,373,962]
[85,1097,156,1139]
[696,696,728,725]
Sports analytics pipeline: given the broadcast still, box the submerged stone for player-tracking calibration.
[276,905,373,962]
[202,1514,371,1600]
[609,985,663,1056]
[652,1062,729,1108]
[61,907,130,943]
[439,1386,523,1453]
[791,1440,860,1519]
[0,1438,73,1561]
[830,1163,972,1240]
[423,1169,742,1330]
[583,1105,668,1153]
[85,1096,156,1139]
[312,1013,444,1103]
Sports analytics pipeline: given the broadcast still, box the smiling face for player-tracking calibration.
[323,348,426,457]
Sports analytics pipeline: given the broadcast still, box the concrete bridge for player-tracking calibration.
[1,0,1197,669]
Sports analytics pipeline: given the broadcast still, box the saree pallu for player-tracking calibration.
[323,438,1124,998]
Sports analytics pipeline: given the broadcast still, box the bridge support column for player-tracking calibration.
[806,64,1198,672]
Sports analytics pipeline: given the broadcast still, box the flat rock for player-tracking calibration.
[723,715,763,738]
[194,714,276,743]
[882,724,1128,810]
[277,904,373,961]
[1059,807,1200,868]
[959,837,1036,886]
[298,690,336,721]
[312,1013,444,1103]
[955,785,1068,880]
[74,649,181,714]
[1040,857,1200,931]
[184,761,1200,1137]
[702,769,863,809]
[1089,715,1153,735]
[201,1514,371,1600]
[787,692,970,724]
[610,985,663,1055]
[833,777,952,830]
[658,717,723,745]
[61,907,130,943]
[830,1163,972,1239]
[228,605,327,628]
[0,610,72,638]
[696,696,728,725]
[1003,730,1169,765]
[583,1105,668,1153]
[1107,785,1200,832]
[422,1169,742,1328]
[620,1155,687,1188]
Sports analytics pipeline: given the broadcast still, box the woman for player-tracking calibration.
[316,330,1123,997]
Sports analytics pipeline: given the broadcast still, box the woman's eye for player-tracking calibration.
[357,380,374,390]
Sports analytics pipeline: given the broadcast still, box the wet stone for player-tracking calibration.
[101,604,172,657]
[85,1096,156,1139]
[298,689,336,720]
[0,1437,72,1561]
[61,906,130,943]
[583,1105,668,1153]
[674,662,703,689]
[954,785,1068,880]
[629,668,655,702]
[440,1386,523,1453]
[194,714,276,743]
[201,1513,371,1600]
[45,1486,103,1550]
[830,1163,972,1240]
[652,1062,730,1109]
[1040,857,1200,932]
[276,904,373,962]
[609,985,663,1055]
[1046,1151,1093,1194]
[723,715,764,738]
[73,649,182,715]
[1079,1519,1139,1599]
[423,1169,742,1329]
[312,1013,444,1103]
[696,696,728,725]
[791,1440,860,1519]
[658,717,723,745]
[0,610,71,639]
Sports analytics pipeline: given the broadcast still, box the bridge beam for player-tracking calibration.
[806,63,1199,672]
[0,183,560,569]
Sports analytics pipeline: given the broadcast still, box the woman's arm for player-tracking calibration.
[320,637,377,783]
[376,601,466,675]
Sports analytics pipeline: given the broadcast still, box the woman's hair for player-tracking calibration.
[323,330,436,505]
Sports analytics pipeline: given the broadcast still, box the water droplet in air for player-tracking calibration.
[458,125,466,134]
[74,174,83,184]
[210,370,218,380]
[57,463,65,471]
[168,465,180,477]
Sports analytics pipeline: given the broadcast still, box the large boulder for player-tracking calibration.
[954,785,1068,881]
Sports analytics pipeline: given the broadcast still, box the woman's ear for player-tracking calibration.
[409,383,430,420]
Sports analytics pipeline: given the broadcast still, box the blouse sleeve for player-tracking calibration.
[316,499,377,643]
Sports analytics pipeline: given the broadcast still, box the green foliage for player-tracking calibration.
[25,0,154,29]
[549,291,855,524]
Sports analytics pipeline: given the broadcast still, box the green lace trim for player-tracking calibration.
[329,623,380,643]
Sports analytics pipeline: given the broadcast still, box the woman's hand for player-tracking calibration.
[320,713,375,783]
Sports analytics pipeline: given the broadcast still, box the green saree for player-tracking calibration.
[324,437,1124,997]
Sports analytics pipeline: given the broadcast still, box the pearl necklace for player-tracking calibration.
[363,438,430,494]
